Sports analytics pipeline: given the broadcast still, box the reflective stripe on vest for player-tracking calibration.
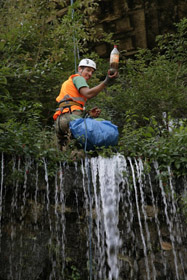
[58,94,86,104]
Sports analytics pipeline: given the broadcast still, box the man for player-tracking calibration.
[53,58,117,148]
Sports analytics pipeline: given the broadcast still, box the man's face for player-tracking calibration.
[78,66,95,81]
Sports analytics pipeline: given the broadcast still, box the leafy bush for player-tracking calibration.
[0,0,111,159]
[0,0,186,177]
[119,120,187,176]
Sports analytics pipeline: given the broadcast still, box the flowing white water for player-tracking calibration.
[18,158,30,280]
[135,158,157,280]
[128,157,150,280]
[9,156,21,280]
[91,157,107,280]
[43,158,50,213]
[81,154,186,280]
[154,161,179,280]
[0,154,186,280]
[81,157,91,270]
[148,173,167,276]
[90,154,123,280]
[58,162,66,277]
[34,162,39,224]
[119,157,137,278]
[167,166,186,279]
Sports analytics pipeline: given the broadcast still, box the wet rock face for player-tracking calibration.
[91,0,187,57]
[0,155,187,279]
[47,0,186,57]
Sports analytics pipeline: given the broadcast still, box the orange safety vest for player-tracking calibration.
[53,74,87,121]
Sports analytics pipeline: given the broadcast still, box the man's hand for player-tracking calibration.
[104,70,118,85]
[108,70,118,78]
[89,107,101,118]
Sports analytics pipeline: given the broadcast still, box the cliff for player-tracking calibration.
[92,0,187,57]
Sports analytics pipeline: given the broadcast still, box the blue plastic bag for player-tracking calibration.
[69,118,119,151]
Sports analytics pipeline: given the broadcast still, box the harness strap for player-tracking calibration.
[56,100,83,114]
[59,100,83,109]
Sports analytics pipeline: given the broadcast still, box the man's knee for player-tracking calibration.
[54,111,83,146]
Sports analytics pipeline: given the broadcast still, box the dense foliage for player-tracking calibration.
[0,0,186,176]
[0,0,110,159]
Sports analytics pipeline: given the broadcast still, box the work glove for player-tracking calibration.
[89,107,101,118]
[104,70,118,86]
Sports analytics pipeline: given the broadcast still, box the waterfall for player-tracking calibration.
[0,153,186,280]
[89,155,123,280]
[154,162,181,280]
[81,154,186,280]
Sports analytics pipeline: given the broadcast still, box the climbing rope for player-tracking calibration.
[84,118,88,153]
[70,1,92,276]
[84,117,93,280]
[71,0,80,73]
[86,155,93,280]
